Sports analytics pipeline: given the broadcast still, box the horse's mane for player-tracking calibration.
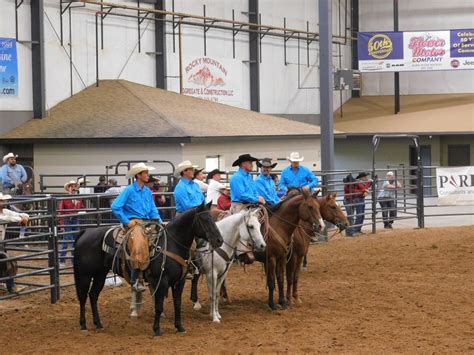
[266,191,301,213]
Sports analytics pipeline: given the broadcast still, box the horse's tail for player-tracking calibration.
[73,229,87,300]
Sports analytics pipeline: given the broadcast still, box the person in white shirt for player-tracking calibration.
[193,168,208,195]
[0,192,29,293]
[205,169,225,207]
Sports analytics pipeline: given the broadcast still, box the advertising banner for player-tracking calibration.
[358,29,474,72]
[0,37,18,97]
[436,166,474,206]
[182,56,242,106]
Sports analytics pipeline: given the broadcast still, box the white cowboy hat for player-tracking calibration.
[126,163,156,179]
[3,152,18,163]
[174,160,198,177]
[386,171,394,176]
[0,192,12,200]
[287,152,304,162]
[76,177,91,185]
[64,180,80,191]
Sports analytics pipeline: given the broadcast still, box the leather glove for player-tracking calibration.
[128,220,138,229]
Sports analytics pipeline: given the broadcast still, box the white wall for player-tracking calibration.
[183,138,321,172]
[1,0,352,118]
[34,143,183,191]
[359,0,474,95]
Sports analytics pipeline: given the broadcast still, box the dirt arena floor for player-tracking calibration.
[1,226,473,354]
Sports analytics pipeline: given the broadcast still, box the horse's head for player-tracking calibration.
[239,209,266,253]
[127,224,151,271]
[299,189,325,233]
[22,178,34,195]
[194,202,223,249]
[318,192,349,232]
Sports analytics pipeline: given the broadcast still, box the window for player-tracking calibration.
[447,145,470,166]
[205,156,220,172]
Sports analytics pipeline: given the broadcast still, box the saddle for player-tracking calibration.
[102,225,127,256]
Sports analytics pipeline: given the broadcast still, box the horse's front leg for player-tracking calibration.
[266,257,277,310]
[130,289,141,317]
[276,257,288,309]
[152,278,168,337]
[190,272,202,310]
[172,278,186,333]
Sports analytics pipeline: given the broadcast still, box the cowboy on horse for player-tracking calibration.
[279,152,320,194]
[173,160,206,216]
[111,163,162,292]
[1,153,28,195]
[229,154,265,213]
[255,158,280,206]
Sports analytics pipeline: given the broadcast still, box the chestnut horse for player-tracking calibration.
[287,192,349,304]
[254,189,325,310]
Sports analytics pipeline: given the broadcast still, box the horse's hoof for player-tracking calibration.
[95,324,104,330]
[296,297,303,304]
[80,328,88,333]
[212,318,221,323]
[193,302,202,311]
[130,310,138,318]
[279,302,288,310]
[154,331,161,337]
[268,304,277,311]
[176,326,186,333]
[302,266,308,272]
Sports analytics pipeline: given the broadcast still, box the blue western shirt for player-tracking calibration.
[279,165,319,193]
[173,178,205,213]
[111,181,162,225]
[0,164,28,188]
[230,168,259,203]
[255,173,280,205]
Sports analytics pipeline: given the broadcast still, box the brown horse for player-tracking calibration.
[254,189,324,310]
[287,192,349,304]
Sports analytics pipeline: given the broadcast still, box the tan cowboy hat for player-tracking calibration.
[64,180,80,191]
[174,160,198,177]
[3,152,18,163]
[287,152,304,162]
[126,163,156,179]
[0,192,12,200]
[222,183,230,190]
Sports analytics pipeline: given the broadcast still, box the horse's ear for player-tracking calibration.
[312,189,321,198]
[205,201,212,210]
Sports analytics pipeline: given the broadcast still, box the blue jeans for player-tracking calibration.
[353,197,366,233]
[343,200,355,236]
[60,218,79,263]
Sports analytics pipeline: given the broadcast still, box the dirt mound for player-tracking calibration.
[1,226,473,353]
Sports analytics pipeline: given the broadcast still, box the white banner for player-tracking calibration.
[436,166,474,205]
[182,56,242,106]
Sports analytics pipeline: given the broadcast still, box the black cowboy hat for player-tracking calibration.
[257,157,277,169]
[207,168,224,180]
[356,172,369,179]
[193,167,204,178]
[232,154,259,167]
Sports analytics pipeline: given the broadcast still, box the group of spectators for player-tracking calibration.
[343,171,402,236]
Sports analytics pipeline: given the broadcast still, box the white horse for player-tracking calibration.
[191,209,266,323]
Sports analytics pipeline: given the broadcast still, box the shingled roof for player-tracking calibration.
[1,80,322,142]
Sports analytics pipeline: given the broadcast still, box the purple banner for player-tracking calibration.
[450,29,474,58]
[358,32,404,61]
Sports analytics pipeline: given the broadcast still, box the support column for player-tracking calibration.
[31,0,46,118]
[249,0,260,112]
[319,0,334,171]
[155,0,167,89]
[351,0,359,98]
[394,0,400,114]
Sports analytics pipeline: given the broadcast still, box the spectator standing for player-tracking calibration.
[58,181,84,266]
[343,173,357,236]
[378,171,402,229]
[352,172,373,235]
[216,184,231,211]
[194,168,208,195]
[94,175,108,193]
[205,168,225,208]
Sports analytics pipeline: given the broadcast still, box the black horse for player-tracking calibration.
[73,202,223,336]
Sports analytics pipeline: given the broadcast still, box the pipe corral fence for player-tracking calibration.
[1,150,472,302]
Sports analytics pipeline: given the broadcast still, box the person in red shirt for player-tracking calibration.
[352,172,373,235]
[216,184,231,211]
[59,180,84,266]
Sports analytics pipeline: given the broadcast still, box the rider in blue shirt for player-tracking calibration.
[279,152,319,194]
[111,163,161,292]
[230,154,265,213]
[255,158,280,206]
[1,153,28,192]
[173,160,205,214]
